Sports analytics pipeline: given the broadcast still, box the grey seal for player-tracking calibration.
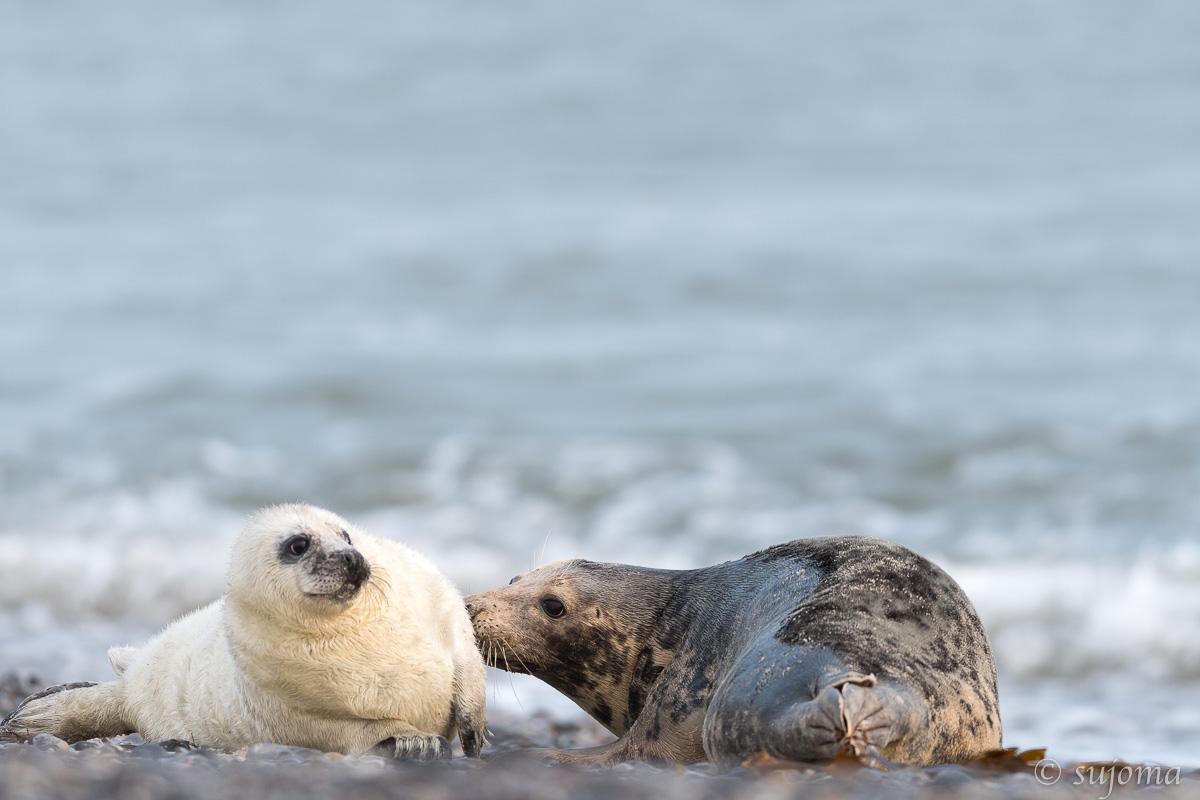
[466,536,1001,767]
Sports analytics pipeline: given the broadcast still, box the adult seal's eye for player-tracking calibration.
[540,597,566,618]
[285,535,311,557]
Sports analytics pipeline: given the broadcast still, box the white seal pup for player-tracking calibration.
[2,504,487,759]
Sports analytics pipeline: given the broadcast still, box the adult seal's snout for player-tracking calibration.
[465,536,1001,768]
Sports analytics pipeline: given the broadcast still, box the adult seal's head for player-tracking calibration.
[468,559,677,731]
[229,504,373,621]
[467,537,1002,768]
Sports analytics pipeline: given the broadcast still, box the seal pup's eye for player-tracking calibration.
[285,535,311,557]
[340,529,352,545]
[509,575,520,585]
[540,597,566,618]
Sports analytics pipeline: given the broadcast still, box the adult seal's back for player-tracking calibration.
[466,537,1001,767]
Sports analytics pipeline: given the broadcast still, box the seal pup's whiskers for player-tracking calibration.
[367,571,394,613]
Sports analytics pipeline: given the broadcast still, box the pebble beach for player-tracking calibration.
[3,674,1196,800]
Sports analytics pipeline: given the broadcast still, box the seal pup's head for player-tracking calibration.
[227,504,373,625]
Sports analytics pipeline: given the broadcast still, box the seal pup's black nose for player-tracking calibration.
[340,549,371,590]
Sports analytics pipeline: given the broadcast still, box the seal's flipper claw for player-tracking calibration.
[373,733,451,761]
[458,723,485,758]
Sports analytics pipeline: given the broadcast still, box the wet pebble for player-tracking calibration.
[131,743,171,760]
[187,747,222,762]
[31,733,69,751]
[853,767,887,785]
[611,760,664,775]
[686,761,721,776]
[0,708,1195,799]
[245,742,326,763]
[70,740,106,752]
[928,766,974,788]
[157,738,195,752]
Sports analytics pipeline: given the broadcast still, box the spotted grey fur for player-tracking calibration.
[466,536,1001,768]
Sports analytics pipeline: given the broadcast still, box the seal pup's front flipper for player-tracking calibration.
[450,653,487,757]
[447,603,488,757]
[1,681,132,743]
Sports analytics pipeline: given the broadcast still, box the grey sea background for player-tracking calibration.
[2,0,1199,768]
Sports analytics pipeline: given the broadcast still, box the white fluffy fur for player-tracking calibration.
[2,504,487,755]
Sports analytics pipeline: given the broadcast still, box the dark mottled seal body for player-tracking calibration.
[466,537,1001,767]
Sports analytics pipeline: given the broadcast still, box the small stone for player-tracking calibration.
[686,761,722,776]
[853,767,886,784]
[130,743,170,760]
[245,742,324,763]
[155,739,194,753]
[187,747,221,762]
[929,766,973,787]
[70,740,105,752]
[31,734,68,751]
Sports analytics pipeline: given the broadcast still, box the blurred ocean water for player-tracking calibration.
[2,0,1199,764]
